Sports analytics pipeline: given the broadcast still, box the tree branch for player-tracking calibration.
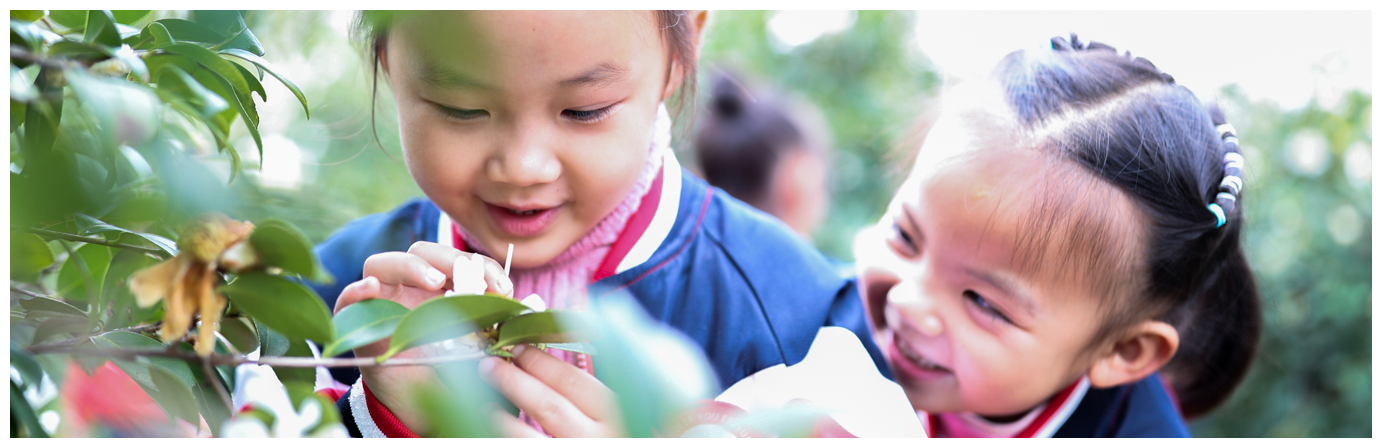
[24,227,167,256]
[25,345,489,368]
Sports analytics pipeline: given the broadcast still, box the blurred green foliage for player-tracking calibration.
[162,10,1367,437]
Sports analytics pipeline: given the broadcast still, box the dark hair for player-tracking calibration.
[992,34,1261,419]
[351,11,699,152]
[694,73,814,209]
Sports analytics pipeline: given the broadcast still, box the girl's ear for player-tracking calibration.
[661,10,709,100]
[377,37,391,77]
[1087,320,1180,388]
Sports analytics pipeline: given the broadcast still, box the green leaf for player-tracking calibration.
[66,70,161,146]
[215,27,265,57]
[324,299,409,357]
[191,10,248,36]
[152,61,229,120]
[219,272,334,344]
[56,243,112,303]
[162,42,254,119]
[10,343,45,390]
[220,316,259,354]
[83,10,121,48]
[256,319,290,357]
[248,219,333,284]
[72,213,178,256]
[276,337,318,412]
[148,363,201,424]
[22,68,63,155]
[49,10,87,30]
[89,331,196,390]
[48,40,114,59]
[417,362,502,437]
[380,294,532,361]
[221,49,310,119]
[11,99,26,133]
[112,10,151,25]
[199,64,263,156]
[10,232,55,277]
[19,296,88,317]
[152,18,225,45]
[189,370,232,436]
[492,311,593,349]
[11,10,45,22]
[11,381,49,437]
[235,63,266,102]
[543,341,599,356]
[145,21,174,48]
[30,317,91,345]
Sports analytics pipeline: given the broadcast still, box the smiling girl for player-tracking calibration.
[310,11,888,437]
[853,35,1262,437]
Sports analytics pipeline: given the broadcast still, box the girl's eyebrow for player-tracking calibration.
[560,61,629,89]
[418,62,492,91]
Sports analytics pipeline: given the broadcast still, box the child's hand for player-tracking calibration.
[332,241,514,435]
[480,344,622,438]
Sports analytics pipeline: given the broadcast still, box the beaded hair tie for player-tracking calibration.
[1208,123,1243,228]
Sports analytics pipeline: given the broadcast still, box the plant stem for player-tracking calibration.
[25,345,489,368]
[25,227,167,257]
[203,356,234,412]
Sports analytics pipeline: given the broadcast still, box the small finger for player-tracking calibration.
[334,276,381,314]
[492,410,549,438]
[479,356,600,437]
[510,345,613,421]
[363,251,448,290]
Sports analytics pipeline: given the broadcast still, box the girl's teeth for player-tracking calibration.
[898,337,943,370]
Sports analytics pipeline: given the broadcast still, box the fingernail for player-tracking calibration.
[425,267,447,288]
[363,276,379,288]
[510,344,527,356]
[478,357,497,376]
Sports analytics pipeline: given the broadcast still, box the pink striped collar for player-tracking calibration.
[922,376,1091,438]
[436,148,683,283]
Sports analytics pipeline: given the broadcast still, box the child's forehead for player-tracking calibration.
[911,145,1146,305]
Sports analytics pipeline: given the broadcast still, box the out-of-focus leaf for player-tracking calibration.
[191,10,248,36]
[83,10,121,48]
[10,343,44,390]
[492,311,593,349]
[200,64,263,156]
[152,63,229,120]
[256,319,290,357]
[11,381,49,437]
[49,10,87,30]
[90,331,196,390]
[112,10,151,25]
[67,70,161,146]
[219,272,334,344]
[162,43,254,118]
[11,99,26,132]
[74,213,178,257]
[324,299,408,357]
[380,295,531,361]
[48,40,114,59]
[22,68,62,155]
[144,21,174,48]
[56,243,112,302]
[189,366,233,436]
[11,10,45,22]
[418,360,502,437]
[102,250,161,328]
[148,363,201,425]
[276,337,318,410]
[220,316,259,354]
[10,232,55,277]
[221,49,310,119]
[30,317,91,345]
[248,219,332,284]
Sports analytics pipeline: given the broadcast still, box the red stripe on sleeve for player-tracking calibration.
[362,380,420,438]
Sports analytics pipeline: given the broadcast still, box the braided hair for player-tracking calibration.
[994,34,1261,419]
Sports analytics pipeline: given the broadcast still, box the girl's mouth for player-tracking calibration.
[485,203,561,237]
[888,332,952,381]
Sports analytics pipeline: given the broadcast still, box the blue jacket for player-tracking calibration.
[1053,374,1191,437]
[310,156,889,436]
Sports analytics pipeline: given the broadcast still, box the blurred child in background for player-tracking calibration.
[694,73,833,241]
[852,34,1261,437]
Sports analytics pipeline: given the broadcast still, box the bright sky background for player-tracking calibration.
[765,10,1370,112]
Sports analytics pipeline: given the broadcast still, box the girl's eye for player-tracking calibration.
[562,105,616,123]
[890,222,918,256]
[964,290,1012,325]
[437,105,488,121]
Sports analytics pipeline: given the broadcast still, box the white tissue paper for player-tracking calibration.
[447,253,488,297]
[714,326,927,438]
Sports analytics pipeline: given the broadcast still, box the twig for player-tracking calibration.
[25,345,489,368]
[25,227,167,256]
[203,356,234,412]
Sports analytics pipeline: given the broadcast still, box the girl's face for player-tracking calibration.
[855,111,1143,418]
[384,11,679,267]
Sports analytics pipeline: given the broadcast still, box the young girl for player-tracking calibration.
[852,35,1261,437]
[310,11,888,437]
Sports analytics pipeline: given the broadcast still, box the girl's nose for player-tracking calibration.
[488,127,561,186]
[886,280,945,337]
